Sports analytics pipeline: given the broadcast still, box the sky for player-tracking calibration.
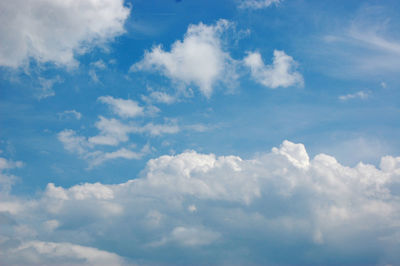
[0,0,400,265]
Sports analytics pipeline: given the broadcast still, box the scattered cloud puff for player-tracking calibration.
[57,95,206,167]
[58,110,82,120]
[339,90,370,101]
[0,0,130,68]
[0,157,23,193]
[131,19,237,97]
[58,128,150,168]
[1,140,400,264]
[99,96,144,119]
[238,0,282,9]
[244,50,304,88]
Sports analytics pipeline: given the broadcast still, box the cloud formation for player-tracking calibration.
[244,50,304,88]
[238,0,282,9]
[0,0,130,68]
[131,19,236,97]
[1,140,400,264]
[99,96,144,119]
[339,90,370,101]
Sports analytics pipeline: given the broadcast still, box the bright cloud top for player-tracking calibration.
[244,50,304,88]
[1,141,400,264]
[131,19,236,97]
[0,0,130,68]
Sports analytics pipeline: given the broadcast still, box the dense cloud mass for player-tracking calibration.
[131,19,237,97]
[1,141,400,265]
[0,0,130,68]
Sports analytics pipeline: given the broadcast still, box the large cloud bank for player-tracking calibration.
[0,0,130,68]
[1,140,400,265]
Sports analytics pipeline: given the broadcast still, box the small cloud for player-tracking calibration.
[339,90,370,101]
[238,0,282,9]
[98,96,144,118]
[36,76,62,100]
[243,50,304,89]
[91,60,106,69]
[58,110,82,120]
[380,81,387,88]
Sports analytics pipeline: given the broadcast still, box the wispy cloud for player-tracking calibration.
[339,90,370,101]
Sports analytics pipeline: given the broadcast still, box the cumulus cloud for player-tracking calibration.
[99,96,144,118]
[131,19,237,97]
[238,0,282,9]
[0,0,130,68]
[244,50,304,88]
[2,140,400,264]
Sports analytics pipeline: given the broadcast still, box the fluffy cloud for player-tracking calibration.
[2,140,400,264]
[98,96,144,118]
[0,0,130,68]
[238,0,282,9]
[131,19,236,97]
[244,50,304,88]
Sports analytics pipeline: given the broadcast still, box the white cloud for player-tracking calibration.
[58,127,149,168]
[0,157,23,193]
[142,91,177,105]
[238,0,282,9]
[131,19,237,97]
[88,116,133,146]
[0,0,130,68]
[244,50,304,88]
[2,140,400,264]
[339,90,370,101]
[99,96,144,118]
[320,6,400,78]
[58,110,82,120]
[2,241,125,266]
[36,76,62,100]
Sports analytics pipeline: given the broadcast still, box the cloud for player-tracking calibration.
[131,19,237,97]
[141,91,177,105]
[2,241,125,266]
[320,5,400,78]
[339,90,370,101]
[36,76,63,100]
[58,110,82,120]
[98,96,144,118]
[58,127,149,168]
[0,0,130,68]
[88,116,133,146]
[238,0,282,9]
[244,50,304,88]
[2,140,400,264]
[0,157,23,193]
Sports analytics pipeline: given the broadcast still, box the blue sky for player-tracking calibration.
[1,0,400,265]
